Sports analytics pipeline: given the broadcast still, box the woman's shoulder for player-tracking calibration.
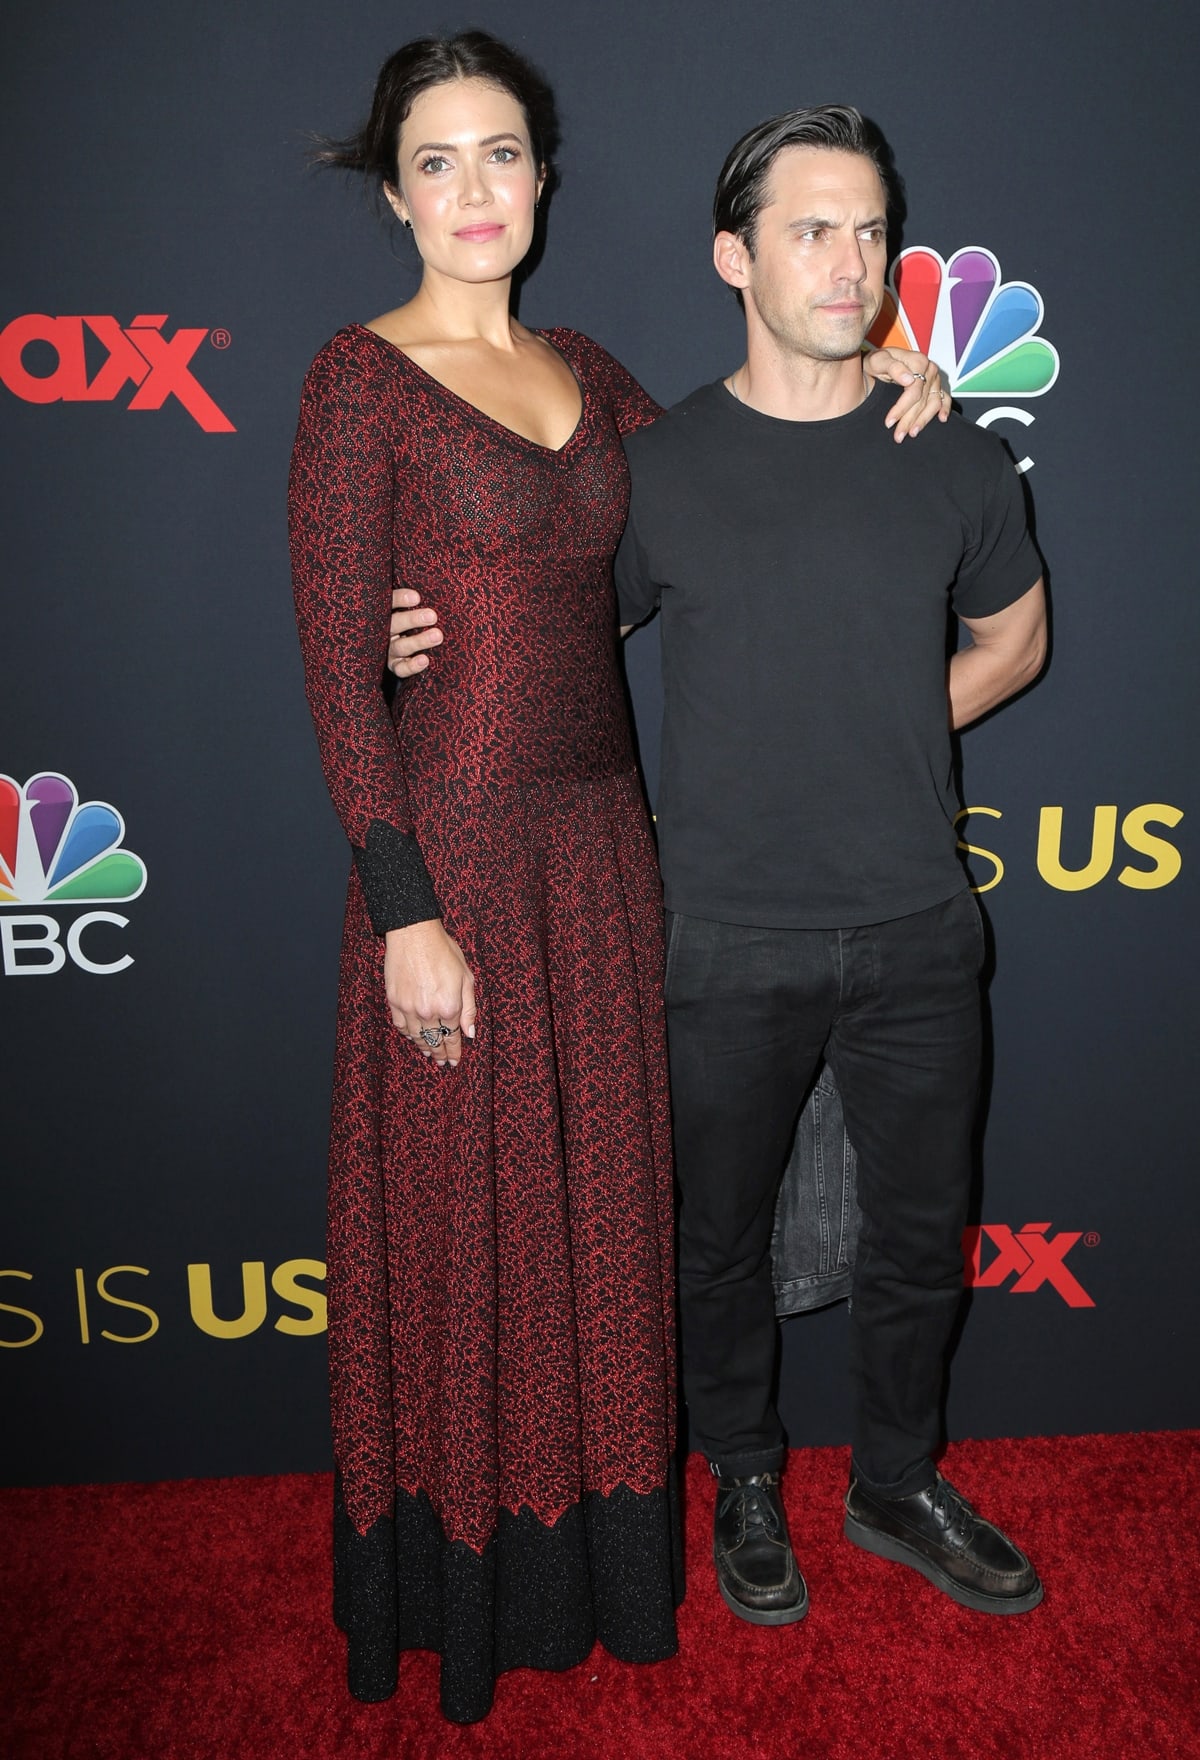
[531,330,626,385]
[300,325,413,394]
[298,324,421,422]
[540,327,661,429]
[541,325,620,373]
[301,323,384,382]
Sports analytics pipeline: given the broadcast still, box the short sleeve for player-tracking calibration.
[952,448,1043,620]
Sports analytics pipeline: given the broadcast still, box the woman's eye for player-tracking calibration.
[490,146,519,163]
[419,155,449,174]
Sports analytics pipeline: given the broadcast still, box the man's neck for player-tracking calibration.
[728,343,868,423]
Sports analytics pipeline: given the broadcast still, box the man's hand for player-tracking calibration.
[951,578,1047,729]
[388,587,442,678]
[863,347,952,442]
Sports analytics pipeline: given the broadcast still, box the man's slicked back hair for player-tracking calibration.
[712,104,890,254]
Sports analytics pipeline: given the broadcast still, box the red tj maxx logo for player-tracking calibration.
[0,314,235,432]
[962,1223,1096,1308]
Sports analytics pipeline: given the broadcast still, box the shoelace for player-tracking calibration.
[718,1476,781,1539]
[930,1479,977,1544]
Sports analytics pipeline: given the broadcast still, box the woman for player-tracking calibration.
[289,31,944,1724]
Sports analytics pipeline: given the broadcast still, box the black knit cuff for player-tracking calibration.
[352,820,441,935]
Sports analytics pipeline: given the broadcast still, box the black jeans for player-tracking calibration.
[664,890,984,1498]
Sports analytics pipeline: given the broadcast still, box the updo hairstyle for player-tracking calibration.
[316,30,560,199]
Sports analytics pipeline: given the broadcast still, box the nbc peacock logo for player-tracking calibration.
[1,772,146,976]
[1,772,146,905]
[868,246,1060,400]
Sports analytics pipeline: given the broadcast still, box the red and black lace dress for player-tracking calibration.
[288,325,679,1723]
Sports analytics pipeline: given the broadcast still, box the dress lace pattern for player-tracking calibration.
[288,326,679,1719]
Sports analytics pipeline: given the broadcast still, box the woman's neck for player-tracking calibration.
[402,272,520,349]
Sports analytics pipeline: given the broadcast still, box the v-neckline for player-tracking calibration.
[353,323,586,457]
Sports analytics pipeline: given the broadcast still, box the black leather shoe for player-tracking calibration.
[844,1472,1043,1614]
[713,1472,809,1625]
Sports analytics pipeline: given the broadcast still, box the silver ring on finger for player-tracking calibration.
[419,1023,453,1049]
[911,371,927,382]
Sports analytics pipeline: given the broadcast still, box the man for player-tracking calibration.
[388,105,1046,1626]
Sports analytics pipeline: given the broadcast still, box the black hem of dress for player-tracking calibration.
[333,1465,684,1724]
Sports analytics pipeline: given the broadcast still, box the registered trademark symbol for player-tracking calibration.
[1084,1231,1100,1248]
[210,328,231,349]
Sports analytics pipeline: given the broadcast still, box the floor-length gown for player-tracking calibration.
[288,324,680,1723]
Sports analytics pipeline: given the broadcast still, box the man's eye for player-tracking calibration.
[801,229,825,243]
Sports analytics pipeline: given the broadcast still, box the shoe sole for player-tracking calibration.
[843,1513,1044,1615]
[714,1550,809,1626]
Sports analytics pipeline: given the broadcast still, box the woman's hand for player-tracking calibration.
[388,587,442,678]
[384,920,476,1067]
[863,347,951,441]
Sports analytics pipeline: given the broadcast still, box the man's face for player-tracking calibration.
[738,147,888,360]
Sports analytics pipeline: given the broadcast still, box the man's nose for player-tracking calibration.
[833,235,868,283]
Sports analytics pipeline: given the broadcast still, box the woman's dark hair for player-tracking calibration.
[712,104,892,253]
[315,30,559,196]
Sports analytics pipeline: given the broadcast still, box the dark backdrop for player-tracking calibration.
[2,0,1195,1484]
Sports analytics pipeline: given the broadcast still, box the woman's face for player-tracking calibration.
[389,78,542,286]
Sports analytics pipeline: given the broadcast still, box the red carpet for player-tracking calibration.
[3,1433,1197,1760]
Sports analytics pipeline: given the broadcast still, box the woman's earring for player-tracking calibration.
[402,217,413,229]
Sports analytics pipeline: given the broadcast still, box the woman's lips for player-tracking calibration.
[455,223,506,241]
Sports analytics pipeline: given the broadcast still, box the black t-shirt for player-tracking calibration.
[615,380,1042,928]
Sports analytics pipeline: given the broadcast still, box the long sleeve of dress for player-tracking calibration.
[549,333,662,630]
[556,330,661,437]
[610,365,661,438]
[288,336,440,933]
